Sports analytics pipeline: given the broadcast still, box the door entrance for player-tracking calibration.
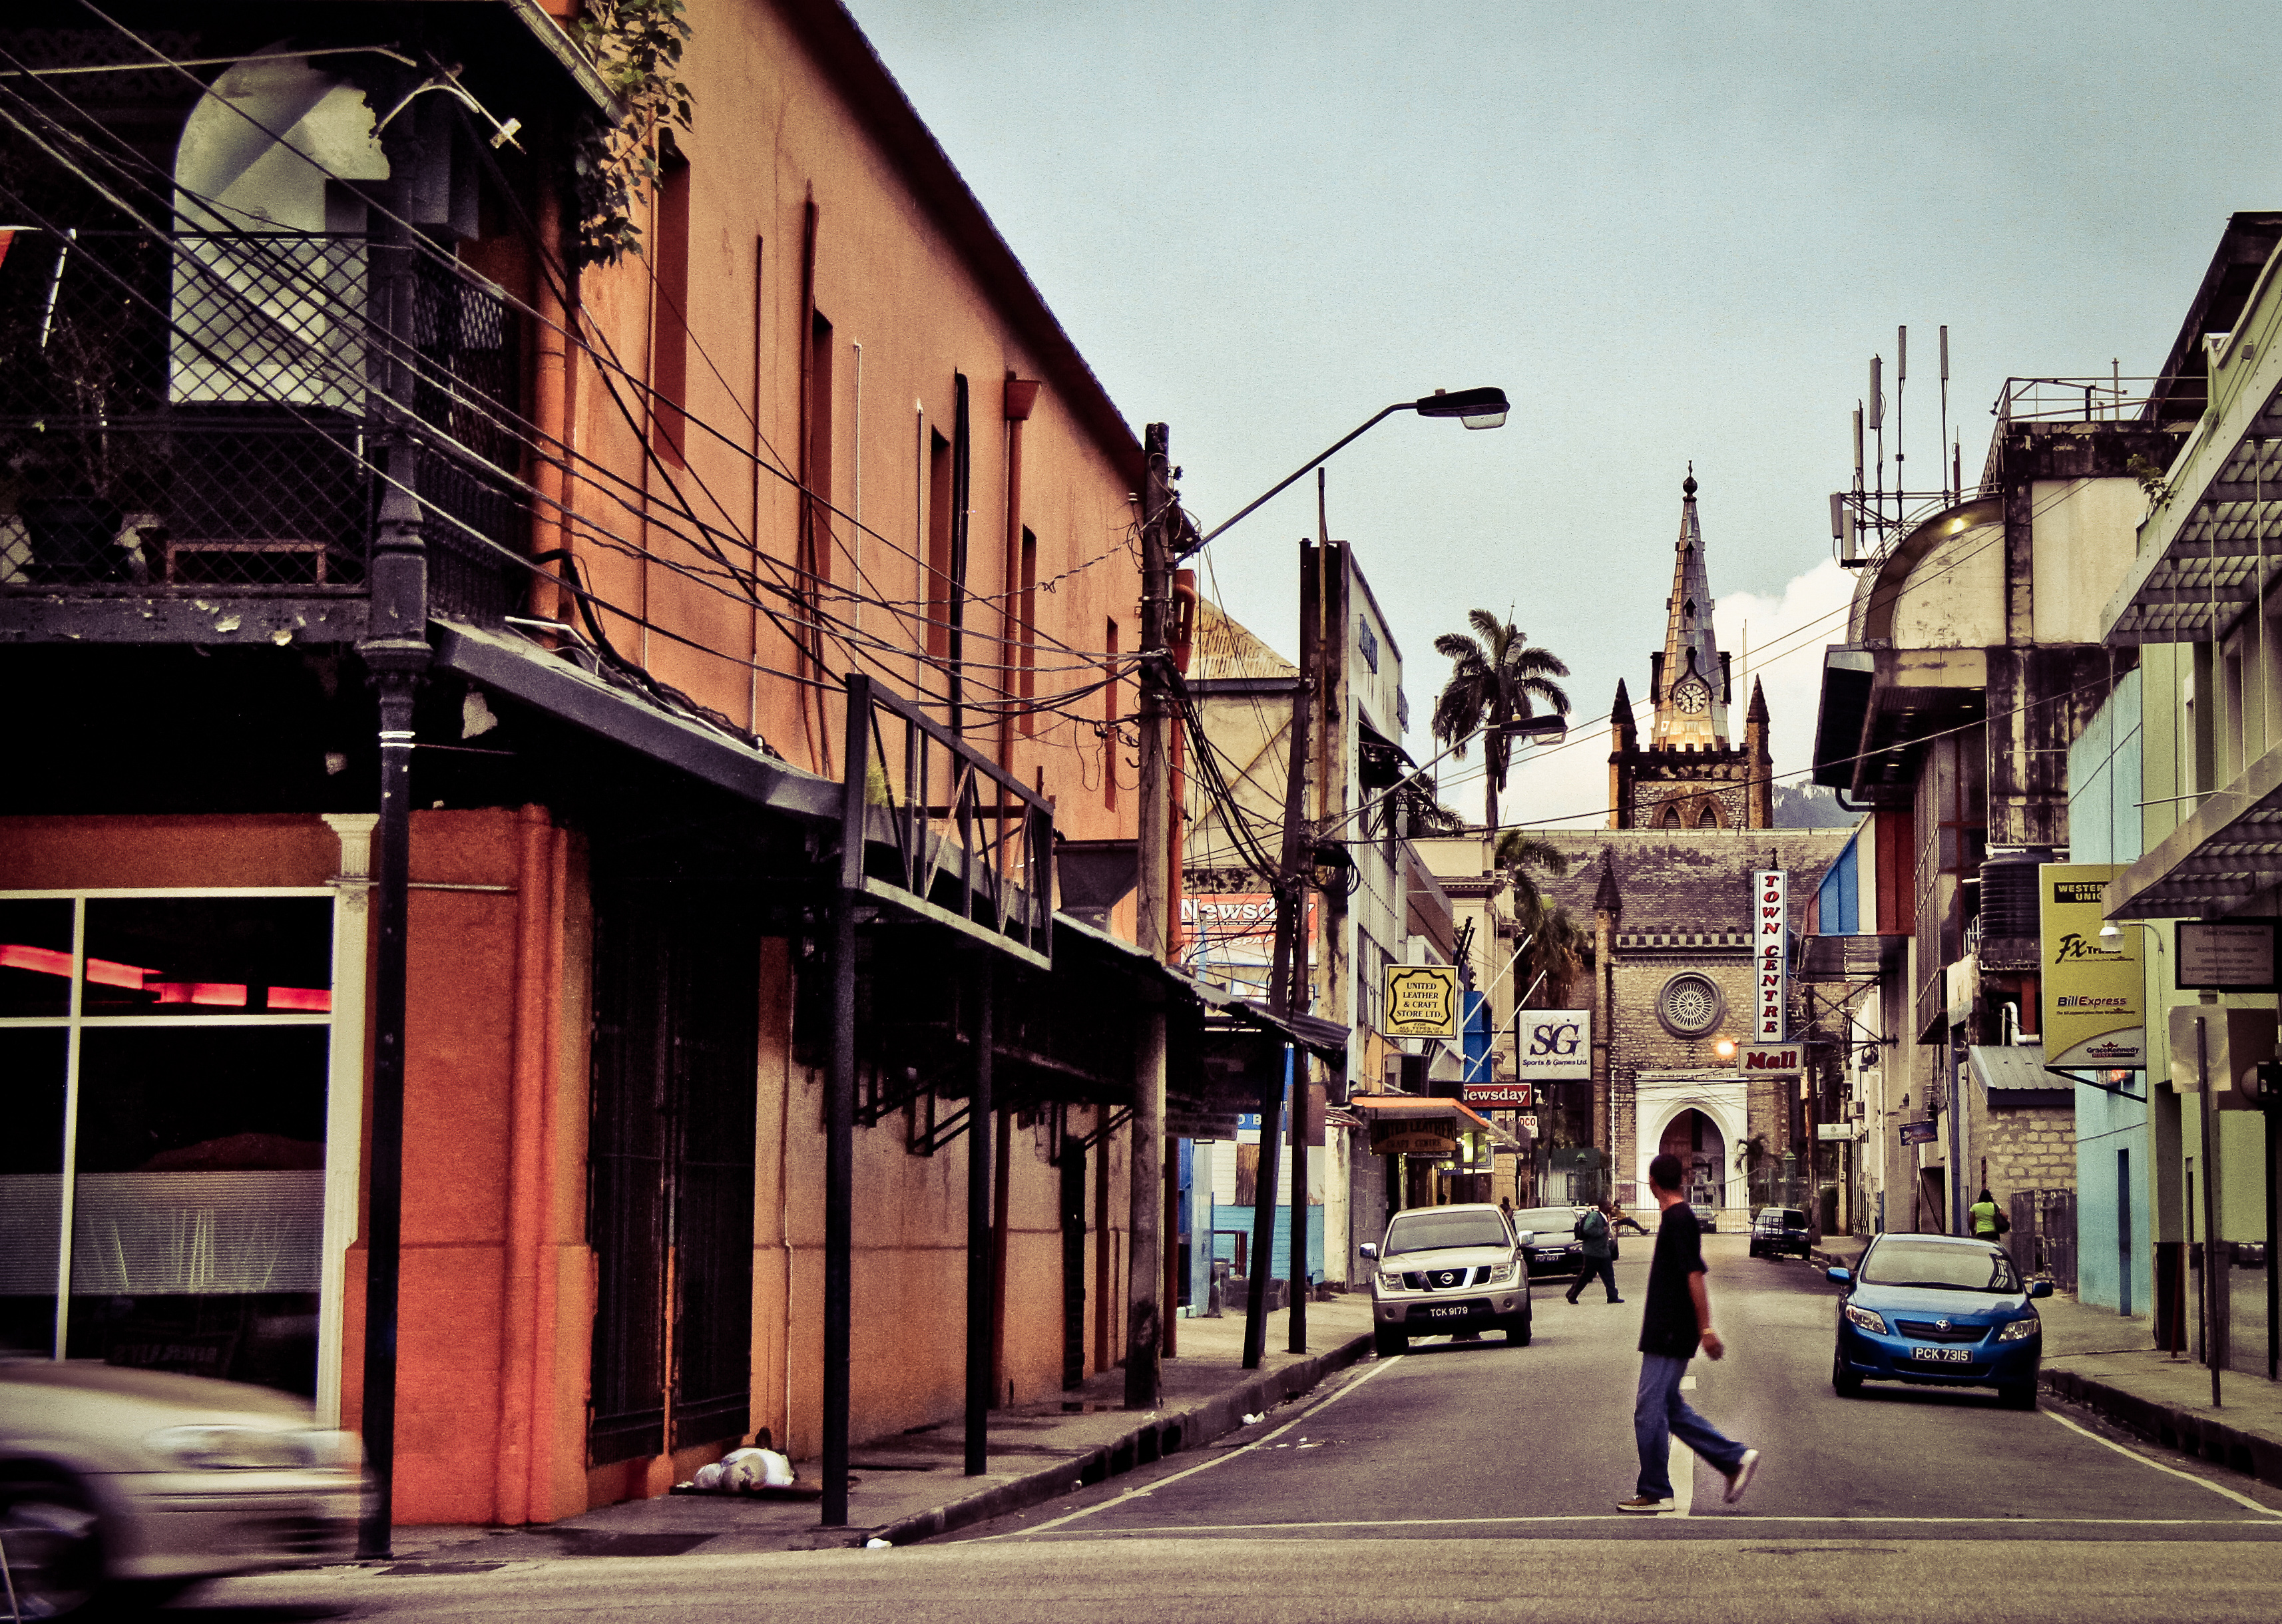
[587,880,760,1465]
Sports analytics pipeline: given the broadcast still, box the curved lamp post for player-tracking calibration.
[1188,385,1509,552]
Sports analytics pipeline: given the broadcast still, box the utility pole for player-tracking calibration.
[1126,424,1172,1409]
[1252,533,1319,1369]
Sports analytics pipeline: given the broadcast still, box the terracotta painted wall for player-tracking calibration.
[332,807,592,1527]
[561,0,1141,859]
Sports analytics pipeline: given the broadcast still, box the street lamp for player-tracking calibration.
[1190,385,1510,552]
[2097,919,2167,956]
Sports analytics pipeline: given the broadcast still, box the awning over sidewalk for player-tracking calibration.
[1345,1092,1520,1150]
[2102,737,2282,918]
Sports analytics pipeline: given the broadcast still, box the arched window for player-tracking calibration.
[1697,803,1720,829]
[1659,803,1682,829]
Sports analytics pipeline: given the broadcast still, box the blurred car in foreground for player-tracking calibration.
[1827,1233,2052,1408]
[0,1356,362,1617]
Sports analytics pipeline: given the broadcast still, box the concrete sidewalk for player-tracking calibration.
[1810,1232,2282,1493]
[384,1295,1376,1563]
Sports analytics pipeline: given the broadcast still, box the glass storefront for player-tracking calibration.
[0,893,334,1394]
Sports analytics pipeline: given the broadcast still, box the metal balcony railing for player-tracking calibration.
[0,228,522,620]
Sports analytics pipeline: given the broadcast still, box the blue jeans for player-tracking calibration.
[1634,1352,1747,1499]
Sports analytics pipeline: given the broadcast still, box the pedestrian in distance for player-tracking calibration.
[1968,1187,2006,1241]
[1566,1200,1630,1304]
[1616,1153,1759,1514]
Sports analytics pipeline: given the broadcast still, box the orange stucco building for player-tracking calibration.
[0,0,1191,1528]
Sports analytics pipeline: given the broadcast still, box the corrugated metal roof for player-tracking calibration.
[1966,1044,2060,1092]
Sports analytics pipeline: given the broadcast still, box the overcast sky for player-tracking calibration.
[842,1,2280,827]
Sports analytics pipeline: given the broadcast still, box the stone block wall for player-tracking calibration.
[1980,1103,2076,1196]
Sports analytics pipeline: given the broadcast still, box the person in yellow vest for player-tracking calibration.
[1968,1188,2004,1240]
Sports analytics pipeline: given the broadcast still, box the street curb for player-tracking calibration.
[869,1332,1376,1547]
[2038,1367,2282,1492]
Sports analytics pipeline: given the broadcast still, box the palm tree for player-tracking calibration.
[1494,831,1588,1006]
[1431,610,1571,831]
[1493,830,1568,927]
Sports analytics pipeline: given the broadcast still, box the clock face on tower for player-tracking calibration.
[1672,678,1710,715]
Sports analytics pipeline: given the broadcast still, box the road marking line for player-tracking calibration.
[2041,1406,2282,1518]
[987,1354,1403,1541]
[1670,1436,1692,1517]
[1028,1514,2281,1535]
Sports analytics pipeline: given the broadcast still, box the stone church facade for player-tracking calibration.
[1528,475,1849,1213]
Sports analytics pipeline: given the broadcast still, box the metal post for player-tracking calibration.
[353,662,419,1559]
[354,193,429,1559]
[1125,425,1172,1410]
[965,960,995,1475]
[2265,1102,2277,1384]
[1289,1049,1307,1352]
[1242,1053,1284,1371]
[2195,1018,2221,1407]
[823,675,869,1523]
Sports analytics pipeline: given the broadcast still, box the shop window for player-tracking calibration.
[0,894,334,1394]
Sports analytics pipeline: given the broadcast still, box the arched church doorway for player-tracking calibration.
[1658,1109,1727,1208]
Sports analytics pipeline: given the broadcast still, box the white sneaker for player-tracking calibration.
[1723,1448,1761,1504]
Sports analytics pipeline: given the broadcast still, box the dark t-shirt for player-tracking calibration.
[1638,1202,1706,1358]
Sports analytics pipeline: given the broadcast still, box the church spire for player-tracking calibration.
[1651,465,1728,750]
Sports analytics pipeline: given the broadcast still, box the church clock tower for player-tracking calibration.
[1609,471,1774,830]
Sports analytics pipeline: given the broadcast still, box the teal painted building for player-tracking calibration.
[2066,667,2152,1320]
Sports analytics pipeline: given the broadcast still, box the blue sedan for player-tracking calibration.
[1827,1233,2052,1408]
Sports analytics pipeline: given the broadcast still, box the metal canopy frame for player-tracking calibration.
[2106,396,2282,645]
[851,674,1054,969]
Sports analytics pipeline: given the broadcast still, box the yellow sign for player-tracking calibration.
[1383,964,1459,1038]
[2041,863,2144,1070]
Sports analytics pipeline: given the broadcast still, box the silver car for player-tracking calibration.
[0,1357,363,1617]
[1359,1202,1533,1356]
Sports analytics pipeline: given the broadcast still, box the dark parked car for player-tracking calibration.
[1750,1206,1811,1259]
[1827,1233,2052,1408]
[1689,1202,1719,1233]
[1508,1205,1590,1277]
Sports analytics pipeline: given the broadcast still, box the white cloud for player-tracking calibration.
[1715,558,1858,785]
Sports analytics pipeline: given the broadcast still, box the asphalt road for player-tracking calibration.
[180,1236,2282,1623]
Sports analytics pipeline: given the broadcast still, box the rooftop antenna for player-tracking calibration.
[1895,325,1907,531]
[1939,325,1951,503]
[1868,355,1885,538]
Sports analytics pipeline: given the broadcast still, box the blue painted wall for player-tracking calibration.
[1816,829,1861,934]
[2065,669,2152,1319]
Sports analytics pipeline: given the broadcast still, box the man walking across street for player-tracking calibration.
[1616,1153,1759,1514]
[1566,1201,1624,1304]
